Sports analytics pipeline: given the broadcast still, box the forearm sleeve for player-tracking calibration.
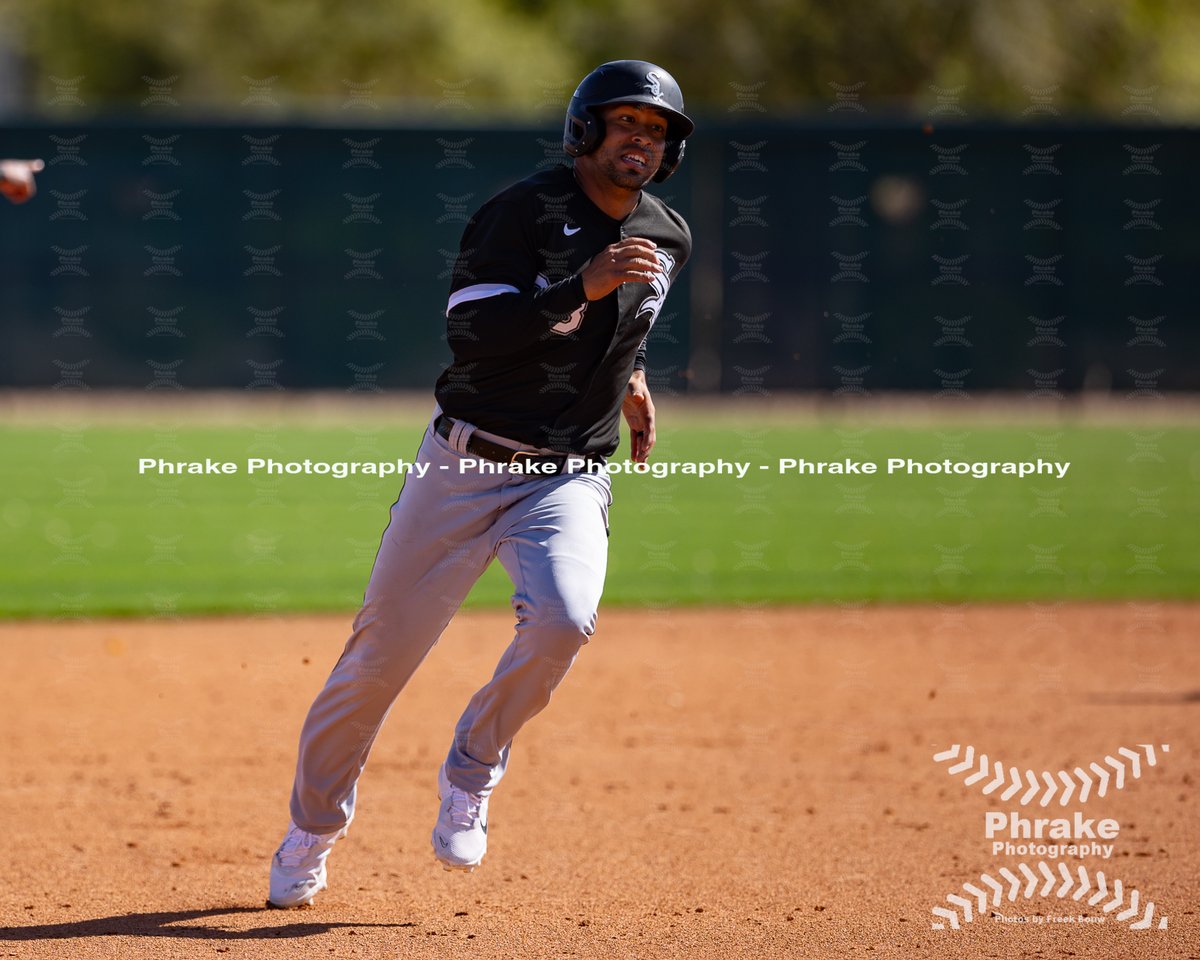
[446,274,587,361]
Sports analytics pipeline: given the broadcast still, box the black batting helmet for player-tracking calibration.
[563,60,694,183]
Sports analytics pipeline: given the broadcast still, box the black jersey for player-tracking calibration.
[433,164,691,457]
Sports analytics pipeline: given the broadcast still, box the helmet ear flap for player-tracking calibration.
[653,139,685,183]
[563,105,604,158]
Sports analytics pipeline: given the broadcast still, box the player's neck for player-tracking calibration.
[571,163,640,220]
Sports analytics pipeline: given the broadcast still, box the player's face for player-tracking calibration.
[591,103,670,190]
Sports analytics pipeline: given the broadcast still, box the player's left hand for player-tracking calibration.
[0,159,45,204]
[622,371,655,463]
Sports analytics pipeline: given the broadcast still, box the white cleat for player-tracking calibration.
[431,764,489,872]
[268,820,348,908]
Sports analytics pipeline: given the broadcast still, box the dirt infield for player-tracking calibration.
[1,604,1196,959]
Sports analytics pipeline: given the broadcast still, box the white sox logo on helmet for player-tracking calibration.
[645,72,664,101]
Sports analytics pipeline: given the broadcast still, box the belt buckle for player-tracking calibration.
[509,449,539,466]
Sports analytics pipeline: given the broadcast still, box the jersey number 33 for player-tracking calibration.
[545,247,676,337]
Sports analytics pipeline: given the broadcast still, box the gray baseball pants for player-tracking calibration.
[289,415,612,835]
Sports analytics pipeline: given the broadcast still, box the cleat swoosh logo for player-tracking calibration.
[438,835,449,848]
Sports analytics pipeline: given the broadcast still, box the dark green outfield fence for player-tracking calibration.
[1,118,1196,395]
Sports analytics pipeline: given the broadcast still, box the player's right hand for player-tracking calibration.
[580,237,664,301]
[0,159,45,204]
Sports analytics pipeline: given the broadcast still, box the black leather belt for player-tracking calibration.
[434,415,604,473]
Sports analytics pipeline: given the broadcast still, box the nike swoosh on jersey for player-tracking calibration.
[563,224,582,236]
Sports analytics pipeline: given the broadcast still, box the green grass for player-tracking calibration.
[1,417,1196,617]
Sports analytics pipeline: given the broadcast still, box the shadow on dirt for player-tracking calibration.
[1084,689,1200,705]
[0,905,416,941]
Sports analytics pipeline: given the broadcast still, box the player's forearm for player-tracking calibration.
[446,275,587,360]
[633,340,648,372]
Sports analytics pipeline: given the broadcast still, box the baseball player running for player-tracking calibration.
[268,60,693,908]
